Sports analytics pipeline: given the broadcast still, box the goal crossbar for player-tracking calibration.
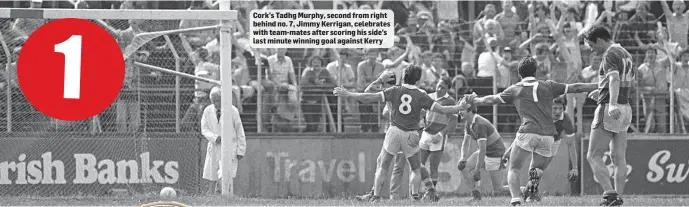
[0,8,237,20]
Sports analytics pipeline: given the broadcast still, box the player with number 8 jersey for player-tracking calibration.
[333,65,465,202]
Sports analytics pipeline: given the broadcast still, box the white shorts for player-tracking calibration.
[419,131,446,151]
[551,140,562,155]
[485,157,502,171]
[514,133,556,157]
[383,126,421,158]
[592,103,633,133]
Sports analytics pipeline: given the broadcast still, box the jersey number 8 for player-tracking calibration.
[399,94,412,114]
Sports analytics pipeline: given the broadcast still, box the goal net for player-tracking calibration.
[0,6,237,197]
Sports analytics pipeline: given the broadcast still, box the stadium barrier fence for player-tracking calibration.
[1,132,684,197]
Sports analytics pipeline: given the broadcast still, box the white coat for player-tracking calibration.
[201,104,246,181]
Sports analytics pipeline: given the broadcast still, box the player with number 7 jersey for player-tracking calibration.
[333,65,466,202]
[465,57,598,206]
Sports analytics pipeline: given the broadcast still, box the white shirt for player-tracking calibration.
[201,104,246,180]
[326,61,355,86]
[477,52,502,77]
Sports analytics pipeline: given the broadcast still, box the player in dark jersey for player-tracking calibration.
[455,97,509,201]
[583,26,634,206]
[505,95,580,201]
[334,65,465,202]
[465,57,597,206]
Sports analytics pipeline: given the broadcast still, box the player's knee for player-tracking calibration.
[586,149,604,162]
[610,151,627,165]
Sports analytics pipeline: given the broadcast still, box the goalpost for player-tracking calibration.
[0,2,238,197]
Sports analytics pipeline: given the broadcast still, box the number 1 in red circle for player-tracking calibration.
[55,35,83,99]
[17,18,124,121]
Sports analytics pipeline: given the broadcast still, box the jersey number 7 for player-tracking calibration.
[523,82,540,102]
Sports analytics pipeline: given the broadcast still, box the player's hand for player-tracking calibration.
[464,93,478,104]
[430,135,442,144]
[236,155,244,160]
[215,136,221,144]
[457,160,467,171]
[377,71,395,84]
[472,169,482,181]
[333,86,350,97]
[588,89,600,100]
[608,104,621,120]
[502,152,510,165]
[568,169,579,180]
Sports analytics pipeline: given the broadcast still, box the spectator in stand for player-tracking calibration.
[532,43,555,80]
[459,36,476,75]
[424,53,450,91]
[11,0,46,38]
[477,38,508,80]
[461,61,475,79]
[230,52,261,112]
[327,48,357,118]
[473,4,501,53]
[383,36,413,86]
[432,20,457,69]
[672,50,689,130]
[630,2,657,63]
[527,3,555,39]
[411,11,435,52]
[116,50,149,133]
[495,0,522,47]
[182,48,219,131]
[300,56,336,132]
[661,0,689,48]
[356,49,385,132]
[611,10,636,52]
[179,0,219,48]
[581,53,601,84]
[451,72,472,99]
[638,49,669,133]
[499,47,519,87]
[266,48,299,132]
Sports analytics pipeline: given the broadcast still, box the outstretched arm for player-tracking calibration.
[472,94,505,106]
[430,103,463,115]
[566,83,598,93]
[334,87,383,103]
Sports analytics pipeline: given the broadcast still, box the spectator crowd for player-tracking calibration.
[0,0,687,134]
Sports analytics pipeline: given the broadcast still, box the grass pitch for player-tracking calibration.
[2,195,689,206]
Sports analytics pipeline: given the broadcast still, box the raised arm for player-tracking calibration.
[661,0,673,18]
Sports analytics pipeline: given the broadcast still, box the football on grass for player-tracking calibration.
[160,187,177,197]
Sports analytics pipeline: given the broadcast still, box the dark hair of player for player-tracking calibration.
[517,56,538,78]
[585,26,612,43]
[403,65,423,85]
[553,95,567,107]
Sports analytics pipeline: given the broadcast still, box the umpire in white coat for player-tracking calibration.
[201,86,246,194]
